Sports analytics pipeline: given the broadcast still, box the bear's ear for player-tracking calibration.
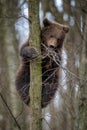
[43,18,52,27]
[63,26,69,33]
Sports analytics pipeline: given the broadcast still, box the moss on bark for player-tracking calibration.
[29,0,42,130]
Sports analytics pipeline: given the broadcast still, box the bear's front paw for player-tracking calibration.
[20,47,39,59]
[29,48,39,59]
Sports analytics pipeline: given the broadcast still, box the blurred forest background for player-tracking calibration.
[0,0,87,130]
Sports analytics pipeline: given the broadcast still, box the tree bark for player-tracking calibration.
[29,0,42,130]
[78,10,87,130]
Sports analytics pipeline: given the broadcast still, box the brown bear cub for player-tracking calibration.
[15,18,69,108]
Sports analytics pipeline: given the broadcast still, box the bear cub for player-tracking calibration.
[15,18,69,108]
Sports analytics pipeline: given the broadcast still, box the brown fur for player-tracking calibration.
[15,18,69,108]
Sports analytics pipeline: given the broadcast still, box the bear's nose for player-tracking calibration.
[47,37,57,47]
[50,45,55,48]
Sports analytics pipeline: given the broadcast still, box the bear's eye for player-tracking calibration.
[58,38,60,42]
[50,35,54,38]
[58,38,62,44]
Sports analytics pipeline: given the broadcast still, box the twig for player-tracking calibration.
[0,92,21,130]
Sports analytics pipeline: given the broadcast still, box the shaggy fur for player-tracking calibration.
[15,18,69,108]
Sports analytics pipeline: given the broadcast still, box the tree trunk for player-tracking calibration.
[78,11,87,130]
[29,0,42,130]
[0,1,28,129]
[0,4,13,129]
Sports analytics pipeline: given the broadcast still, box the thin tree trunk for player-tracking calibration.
[0,7,13,130]
[78,12,87,130]
[29,0,42,130]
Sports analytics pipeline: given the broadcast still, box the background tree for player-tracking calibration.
[0,0,28,129]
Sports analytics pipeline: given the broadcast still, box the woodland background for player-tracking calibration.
[0,0,87,130]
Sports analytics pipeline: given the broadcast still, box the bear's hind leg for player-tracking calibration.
[41,83,58,108]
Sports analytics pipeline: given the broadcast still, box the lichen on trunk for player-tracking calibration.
[28,0,42,130]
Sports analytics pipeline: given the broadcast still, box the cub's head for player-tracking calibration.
[41,18,69,49]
